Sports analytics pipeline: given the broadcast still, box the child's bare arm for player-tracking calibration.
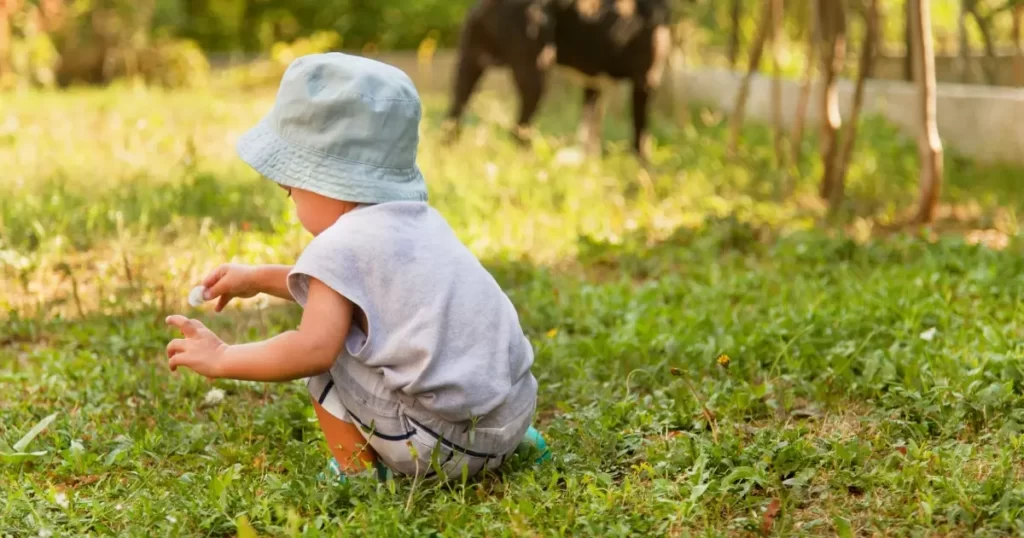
[167,277,352,382]
[247,264,295,300]
[202,264,295,311]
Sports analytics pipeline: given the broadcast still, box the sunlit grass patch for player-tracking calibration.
[5,83,1024,535]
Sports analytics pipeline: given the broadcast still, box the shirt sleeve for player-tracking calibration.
[287,225,374,358]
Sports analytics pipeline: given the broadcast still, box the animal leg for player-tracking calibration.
[510,61,547,146]
[579,87,603,156]
[632,82,651,163]
[646,25,672,89]
[443,49,487,144]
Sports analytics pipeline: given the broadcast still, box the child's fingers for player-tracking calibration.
[215,295,231,313]
[167,338,188,358]
[168,352,195,372]
[205,278,235,303]
[201,265,227,289]
[166,315,199,337]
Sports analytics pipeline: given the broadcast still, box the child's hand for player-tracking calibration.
[166,315,228,379]
[201,264,258,312]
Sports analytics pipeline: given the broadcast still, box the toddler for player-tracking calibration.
[165,53,543,480]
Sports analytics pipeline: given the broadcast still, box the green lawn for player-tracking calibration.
[4,83,1024,536]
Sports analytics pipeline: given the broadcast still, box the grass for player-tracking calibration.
[4,79,1024,536]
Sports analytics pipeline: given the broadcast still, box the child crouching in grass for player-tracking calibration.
[164,53,546,480]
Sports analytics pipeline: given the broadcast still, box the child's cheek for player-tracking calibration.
[296,204,325,236]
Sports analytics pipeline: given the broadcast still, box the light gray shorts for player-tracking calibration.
[307,360,535,479]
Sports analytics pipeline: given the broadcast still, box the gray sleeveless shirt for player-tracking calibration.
[287,202,537,424]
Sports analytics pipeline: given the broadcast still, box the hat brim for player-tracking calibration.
[236,119,428,204]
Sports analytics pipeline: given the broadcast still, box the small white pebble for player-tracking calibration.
[54,492,68,508]
[115,504,124,511]
[188,285,207,307]
[166,515,177,524]
[38,529,53,538]
[203,388,225,407]
[920,328,937,342]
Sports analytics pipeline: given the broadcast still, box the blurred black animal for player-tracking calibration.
[443,0,672,162]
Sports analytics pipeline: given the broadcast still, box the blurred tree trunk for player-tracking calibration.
[791,0,818,168]
[728,0,742,68]
[910,0,943,224]
[728,0,773,156]
[1013,4,1024,86]
[964,0,997,84]
[903,0,913,81]
[958,0,970,82]
[817,0,846,201]
[831,0,878,209]
[770,0,786,168]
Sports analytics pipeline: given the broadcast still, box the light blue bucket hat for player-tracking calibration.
[236,52,427,203]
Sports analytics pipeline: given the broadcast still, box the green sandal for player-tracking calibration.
[320,458,392,483]
[516,425,552,464]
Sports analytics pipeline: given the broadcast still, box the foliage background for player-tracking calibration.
[2,0,1023,89]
